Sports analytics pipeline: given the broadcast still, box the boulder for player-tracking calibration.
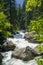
[2,41,16,51]
[31,31,37,35]
[0,53,3,62]
[24,31,37,43]
[0,44,2,52]
[25,46,39,56]
[26,45,43,56]
[29,38,37,43]
[12,46,34,61]
[24,32,34,39]
[24,34,37,43]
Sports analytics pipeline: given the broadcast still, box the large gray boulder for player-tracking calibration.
[12,45,43,61]
[0,53,3,62]
[2,41,16,51]
[26,45,43,56]
[24,31,37,43]
[12,46,34,61]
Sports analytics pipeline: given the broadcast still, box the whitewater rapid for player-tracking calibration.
[2,31,38,65]
[7,31,39,49]
[2,51,37,65]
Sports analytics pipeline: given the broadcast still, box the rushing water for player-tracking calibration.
[1,31,38,65]
[2,51,37,65]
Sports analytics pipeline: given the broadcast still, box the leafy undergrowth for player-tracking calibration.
[36,45,43,53]
[34,34,43,43]
[35,45,43,65]
[28,31,43,43]
[35,56,43,65]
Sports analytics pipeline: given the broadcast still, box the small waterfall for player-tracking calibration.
[1,31,38,65]
[7,31,39,49]
[7,38,39,49]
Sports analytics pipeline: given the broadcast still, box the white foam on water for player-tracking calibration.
[2,51,37,65]
[2,54,38,65]
[2,51,12,62]
[7,32,39,49]
[7,38,39,49]
[2,31,39,65]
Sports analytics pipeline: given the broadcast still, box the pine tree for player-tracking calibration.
[0,1,11,44]
[3,0,19,32]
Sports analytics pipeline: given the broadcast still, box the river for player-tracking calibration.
[1,31,38,65]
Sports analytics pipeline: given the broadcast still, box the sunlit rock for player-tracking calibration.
[12,46,34,61]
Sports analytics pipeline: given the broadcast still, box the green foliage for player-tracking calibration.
[35,45,43,65]
[28,18,43,32]
[0,0,43,45]
[36,45,43,53]
[34,34,43,43]
[26,0,41,12]
[26,0,43,43]
[35,56,43,65]
[35,43,43,65]
[0,0,19,32]
[27,17,43,43]
[0,12,11,44]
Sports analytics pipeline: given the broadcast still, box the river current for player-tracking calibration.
[1,31,38,65]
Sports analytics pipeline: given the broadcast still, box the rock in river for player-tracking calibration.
[0,44,2,52]
[24,31,37,43]
[12,46,34,61]
[2,41,16,51]
[0,53,3,62]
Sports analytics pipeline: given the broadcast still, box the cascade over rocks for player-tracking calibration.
[12,45,43,61]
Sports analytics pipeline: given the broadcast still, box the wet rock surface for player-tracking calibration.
[2,41,16,51]
[0,44,2,52]
[12,46,34,61]
[24,31,38,43]
[12,45,43,61]
[0,53,3,62]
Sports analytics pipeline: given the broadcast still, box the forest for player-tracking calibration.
[0,0,43,65]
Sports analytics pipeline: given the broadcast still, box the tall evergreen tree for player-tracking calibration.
[26,0,43,42]
[0,1,11,44]
[22,0,31,29]
[17,4,22,29]
[3,0,18,32]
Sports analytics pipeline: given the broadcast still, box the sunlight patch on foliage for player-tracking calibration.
[36,45,43,53]
[26,0,41,12]
[0,12,11,40]
[35,56,43,65]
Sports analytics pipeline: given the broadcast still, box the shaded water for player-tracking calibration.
[1,31,38,65]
